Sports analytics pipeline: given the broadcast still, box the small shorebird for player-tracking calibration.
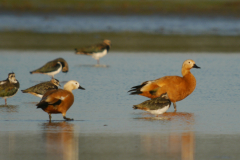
[21,78,60,98]
[30,58,69,78]
[75,39,111,65]
[128,59,200,111]
[133,93,171,116]
[0,72,20,105]
[36,80,85,121]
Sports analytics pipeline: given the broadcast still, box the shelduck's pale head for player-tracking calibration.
[63,80,85,92]
[181,59,200,76]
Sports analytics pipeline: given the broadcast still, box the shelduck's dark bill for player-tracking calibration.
[78,86,85,90]
[193,64,200,69]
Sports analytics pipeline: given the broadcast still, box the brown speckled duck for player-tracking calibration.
[75,39,111,65]
[0,72,20,105]
[21,78,60,98]
[133,93,171,116]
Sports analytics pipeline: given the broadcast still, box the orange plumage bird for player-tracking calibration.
[36,80,85,121]
[128,59,200,111]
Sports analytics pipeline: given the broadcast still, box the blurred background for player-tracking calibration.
[0,0,240,52]
[1,1,240,159]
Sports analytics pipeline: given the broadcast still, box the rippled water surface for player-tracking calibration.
[0,51,240,159]
[1,13,240,35]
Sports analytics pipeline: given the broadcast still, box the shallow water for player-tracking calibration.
[0,51,240,159]
[1,13,240,35]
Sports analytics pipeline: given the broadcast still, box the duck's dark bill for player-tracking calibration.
[78,86,85,90]
[193,64,200,69]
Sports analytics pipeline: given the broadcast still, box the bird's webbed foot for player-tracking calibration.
[63,116,74,121]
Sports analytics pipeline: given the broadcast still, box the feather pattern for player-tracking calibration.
[75,39,111,64]
[133,93,171,115]
[21,79,60,98]
[30,57,69,78]
[0,73,20,104]
[36,80,85,121]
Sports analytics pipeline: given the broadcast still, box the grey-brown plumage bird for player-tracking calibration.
[133,93,171,116]
[0,72,20,105]
[75,39,111,65]
[21,78,60,98]
[30,58,69,78]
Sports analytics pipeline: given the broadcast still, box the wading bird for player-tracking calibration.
[129,59,200,111]
[36,80,85,121]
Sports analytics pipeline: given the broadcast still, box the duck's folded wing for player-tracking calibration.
[34,83,58,95]
[0,83,18,97]
[154,76,183,87]
[31,61,61,73]
[36,89,60,108]
[129,80,159,95]
[140,81,160,92]
[81,43,106,54]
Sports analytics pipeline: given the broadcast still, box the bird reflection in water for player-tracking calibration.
[41,122,79,160]
[0,105,18,113]
[138,112,195,160]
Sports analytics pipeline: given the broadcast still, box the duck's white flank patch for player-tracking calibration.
[36,94,43,98]
[148,105,170,115]
[60,95,68,100]
[92,49,107,60]
[0,81,6,85]
[141,81,153,92]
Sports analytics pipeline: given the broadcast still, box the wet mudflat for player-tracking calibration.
[0,51,240,159]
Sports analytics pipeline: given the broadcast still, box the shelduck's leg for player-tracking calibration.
[63,116,74,121]
[173,102,177,112]
[48,113,52,122]
[62,113,74,121]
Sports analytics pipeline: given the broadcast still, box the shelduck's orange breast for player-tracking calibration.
[165,73,196,102]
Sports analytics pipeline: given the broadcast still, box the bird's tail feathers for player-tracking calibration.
[128,81,150,95]
[21,90,27,93]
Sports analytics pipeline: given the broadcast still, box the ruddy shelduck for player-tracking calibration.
[133,93,171,116]
[36,80,85,121]
[129,59,200,111]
